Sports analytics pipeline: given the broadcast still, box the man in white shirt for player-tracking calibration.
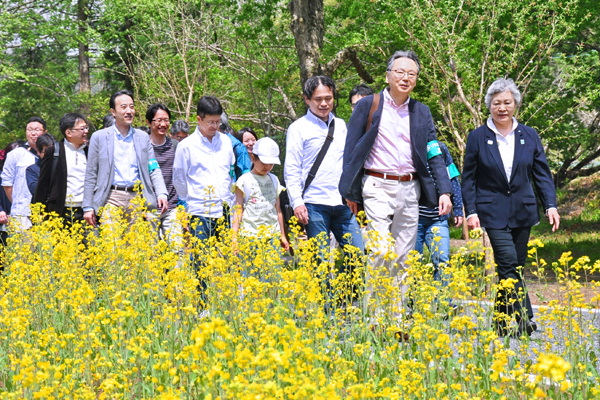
[172,96,236,297]
[284,76,364,301]
[34,113,89,226]
[1,117,47,231]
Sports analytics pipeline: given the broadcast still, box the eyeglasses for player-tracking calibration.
[26,128,44,133]
[70,126,89,132]
[388,69,418,80]
[152,118,171,124]
[203,121,221,128]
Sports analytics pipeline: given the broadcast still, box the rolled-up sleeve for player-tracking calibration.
[283,124,305,210]
[1,151,17,187]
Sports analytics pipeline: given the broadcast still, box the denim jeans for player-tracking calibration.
[305,203,364,309]
[415,217,450,278]
[415,217,452,308]
[189,211,231,304]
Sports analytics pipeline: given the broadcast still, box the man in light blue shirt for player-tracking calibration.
[83,90,168,227]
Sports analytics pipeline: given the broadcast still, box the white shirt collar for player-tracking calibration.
[487,117,518,136]
[306,109,333,127]
[64,139,86,151]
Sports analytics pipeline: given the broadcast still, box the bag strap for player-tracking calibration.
[366,93,381,132]
[302,118,335,197]
[46,143,60,202]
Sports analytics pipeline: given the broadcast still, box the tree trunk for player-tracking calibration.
[77,0,91,114]
[288,0,324,88]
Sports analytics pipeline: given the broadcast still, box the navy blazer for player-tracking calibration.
[339,89,452,208]
[461,122,557,229]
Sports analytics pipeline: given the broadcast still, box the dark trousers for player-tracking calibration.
[486,226,534,322]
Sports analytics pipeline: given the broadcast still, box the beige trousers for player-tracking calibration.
[362,174,421,315]
[100,189,140,226]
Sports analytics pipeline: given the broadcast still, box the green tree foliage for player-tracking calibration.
[0,0,598,185]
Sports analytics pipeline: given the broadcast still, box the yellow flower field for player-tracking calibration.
[0,203,599,399]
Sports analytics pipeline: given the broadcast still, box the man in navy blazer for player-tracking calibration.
[339,50,452,313]
[461,78,560,337]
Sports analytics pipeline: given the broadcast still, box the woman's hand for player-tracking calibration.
[280,236,290,252]
[547,208,560,232]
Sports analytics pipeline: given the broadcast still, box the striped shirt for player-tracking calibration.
[152,137,178,210]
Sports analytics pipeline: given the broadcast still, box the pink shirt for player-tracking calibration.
[364,89,415,175]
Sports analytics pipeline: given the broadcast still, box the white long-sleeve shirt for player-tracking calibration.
[172,129,235,218]
[284,110,346,210]
[1,147,37,216]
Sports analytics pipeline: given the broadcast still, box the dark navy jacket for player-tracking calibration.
[339,89,452,208]
[461,122,557,229]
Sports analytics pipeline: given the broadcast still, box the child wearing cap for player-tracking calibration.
[232,137,289,257]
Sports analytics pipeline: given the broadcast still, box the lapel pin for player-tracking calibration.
[487,140,493,145]
[521,139,525,145]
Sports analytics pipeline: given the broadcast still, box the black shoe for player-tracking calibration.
[517,319,537,337]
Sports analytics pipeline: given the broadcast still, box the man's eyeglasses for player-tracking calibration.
[152,118,171,124]
[26,128,44,133]
[388,69,418,80]
[203,121,221,128]
[70,126,89,132]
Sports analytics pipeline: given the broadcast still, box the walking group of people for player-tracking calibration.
[0,50,561,338]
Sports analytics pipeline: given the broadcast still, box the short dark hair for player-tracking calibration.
[26,117,47,131]
[386,50,421,74]
[35,133,55,154]
[59,113,88,137]
[171,120,190,135]
[235,127,258,143]
[103,113,115,128]
[146,103,172,123]
[137,126,151,134]
[303,75,336,100]
[197,96,223,118]
[109,89,134,110]
[349,84,374,104]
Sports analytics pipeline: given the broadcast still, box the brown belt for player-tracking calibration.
[365,169,417,182]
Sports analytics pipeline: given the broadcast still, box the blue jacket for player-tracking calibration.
[461,122,557,229]
[339,89,452,208]
[226,133,251,180]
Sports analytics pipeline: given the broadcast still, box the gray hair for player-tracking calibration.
[171,120,190,135]
[484,78,522,109]
[386,50,421,74]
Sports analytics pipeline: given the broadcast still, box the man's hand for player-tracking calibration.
[0,211,7,225]
[84,210,96,227]
[548,208,560,232]
[454,216,463,227]
[158,197,168,214]
[294,205,309,225]
[438,194,452,215]
[347,199,358,215]
[467,215,481,230]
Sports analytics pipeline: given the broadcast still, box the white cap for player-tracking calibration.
[252,137,280,165]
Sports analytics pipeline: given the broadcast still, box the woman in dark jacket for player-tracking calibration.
[461,78,560,337]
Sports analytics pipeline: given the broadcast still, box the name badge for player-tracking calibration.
[487,140,493,145]
[521,139,525,145]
